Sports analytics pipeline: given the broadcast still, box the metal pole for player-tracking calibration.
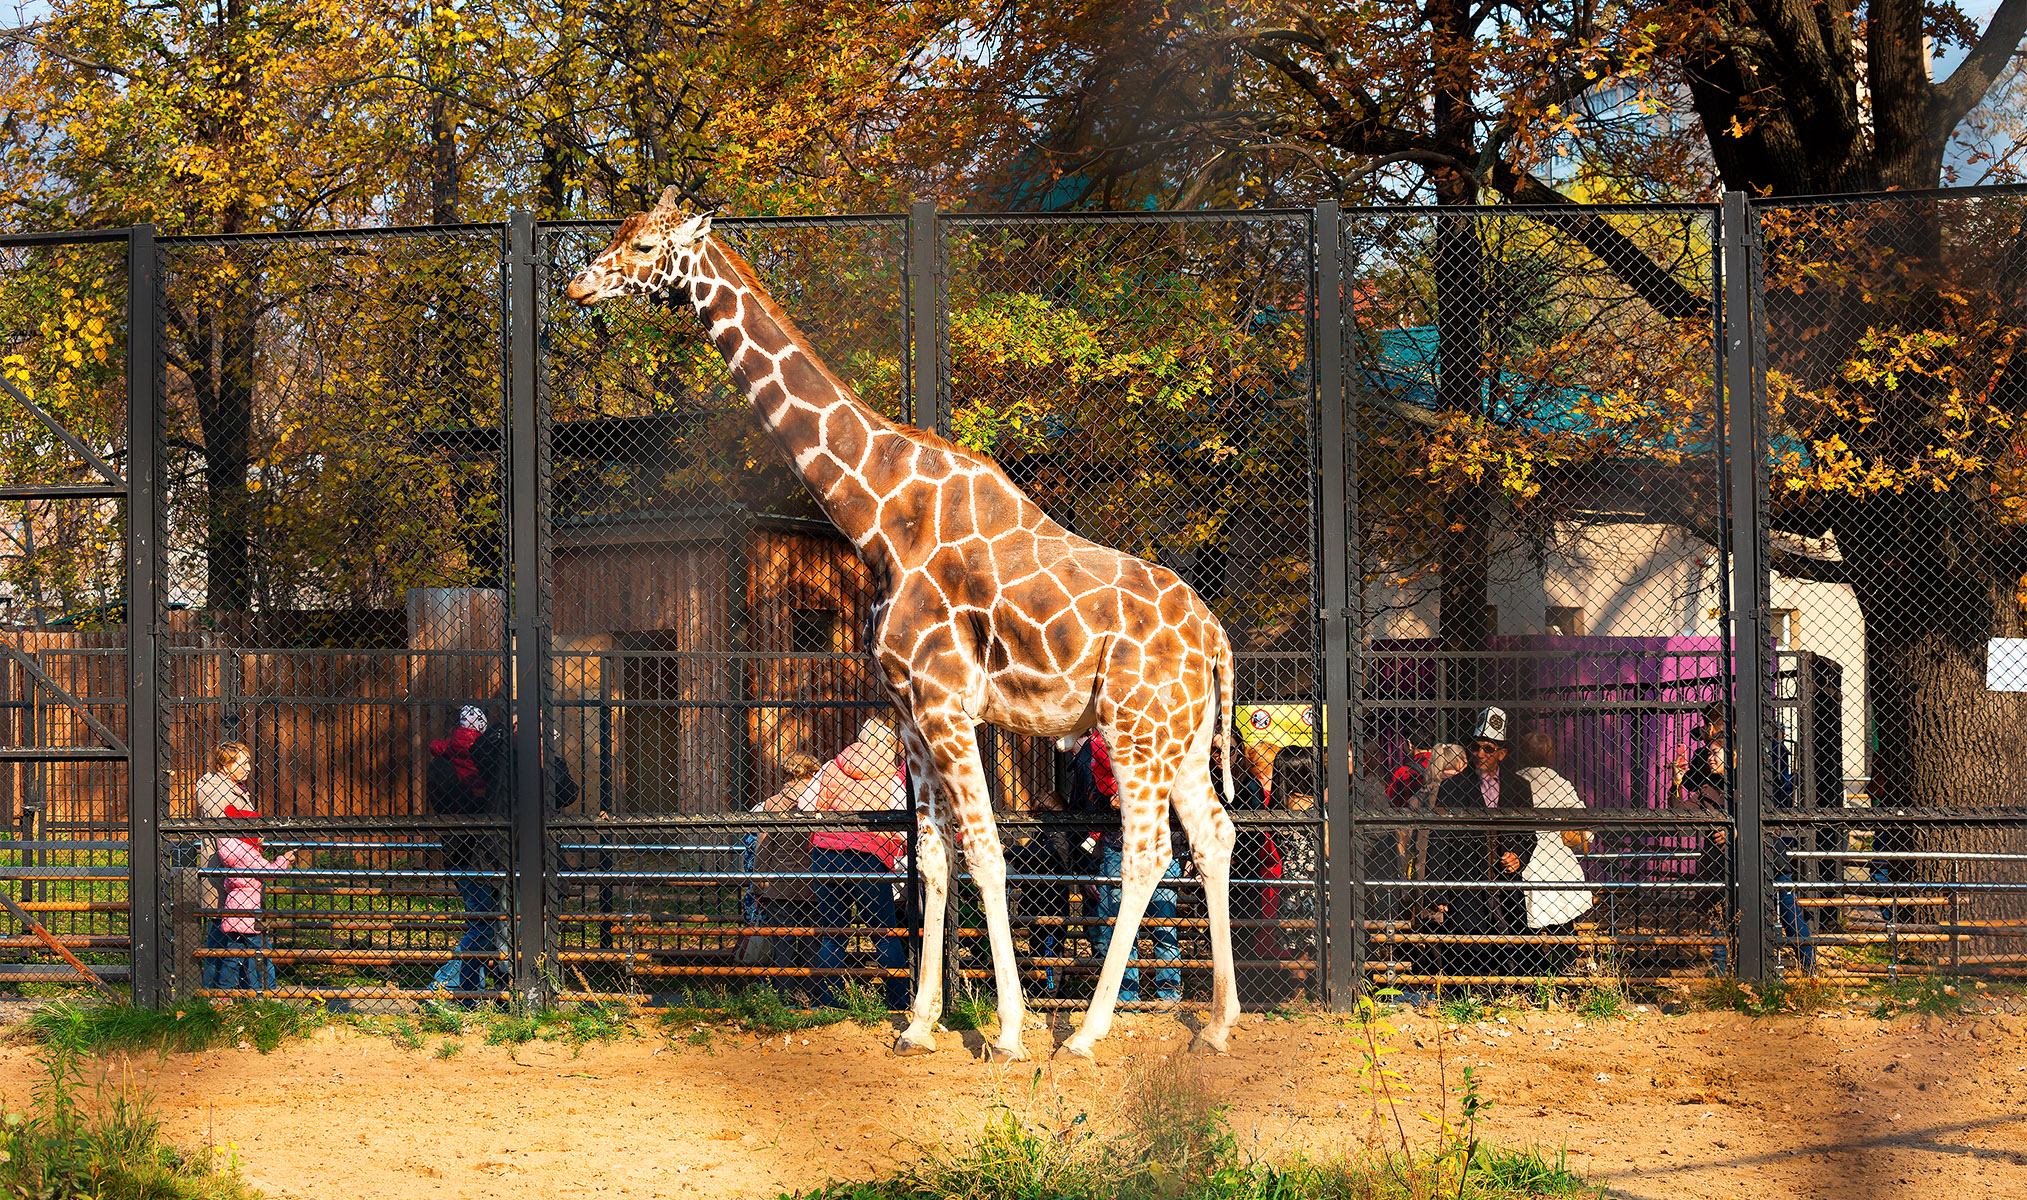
[507,211,546,1002]
[126,223,161,1007]
[1314,201,1358,1009]
[908,202,942,436]
[1721,192,1769,981]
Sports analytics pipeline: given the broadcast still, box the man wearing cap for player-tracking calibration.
[1425,707,1535,984]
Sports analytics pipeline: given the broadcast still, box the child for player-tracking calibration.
[212,804,294,993]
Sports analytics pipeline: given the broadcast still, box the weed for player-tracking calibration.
[434,1040,464,1061]
[836,979,890,1027]
[1530,977,1558,1010]
[26,997,316,1057]
[483,1010,541,1046]
[1872,976,1968,1019]
[1437,989,1488,1025]
[687,1027,714,1050]
[944,990,997,1033]
[418,998,468,1037]
[780,1043,1597,1200]
[1576,986,1625,1022]
[0,1048,261,1200]
[387,1018,425,1051]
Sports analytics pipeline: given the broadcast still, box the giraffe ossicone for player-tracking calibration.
[566,189,1244,1060]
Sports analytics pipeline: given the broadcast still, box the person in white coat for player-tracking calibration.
[1514,731,1594,978]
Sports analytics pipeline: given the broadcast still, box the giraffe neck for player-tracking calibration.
[683,240,905,560]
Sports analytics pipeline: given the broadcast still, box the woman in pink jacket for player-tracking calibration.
[807,717,909,1009]
[212,804,294,993]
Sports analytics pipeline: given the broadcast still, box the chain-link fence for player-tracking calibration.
[4,190,2025,1011]
[0,230,133,996]
[152,226,511,1005]
[1752,190,2027,986]
[1343,204,1734,992]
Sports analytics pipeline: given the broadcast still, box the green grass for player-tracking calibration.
[25,997,317,1057]
[1437,990,1489,1025]
[944,990,997,1032]
[783,1054,1597,1200]
[0,1048,262,1200]
[1871,976,1969,1019]
[1575,986,1625,1022]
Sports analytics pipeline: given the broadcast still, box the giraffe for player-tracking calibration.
[565,188,1242,1060]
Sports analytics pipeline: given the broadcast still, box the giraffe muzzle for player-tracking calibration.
[563,271,604,306]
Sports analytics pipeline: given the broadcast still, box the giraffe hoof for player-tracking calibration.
[1054,1041,1096,1062]
[1195,1034,1230,1057]
[893,1034,937,1057]
[986,1041,1027,1063]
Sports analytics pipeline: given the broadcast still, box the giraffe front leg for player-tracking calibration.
[1060,841,1169,1059]
[894,819,950,1056]
[963,832,1032,1061]
[1174,802,1239,1053]
[895,717,948,1055]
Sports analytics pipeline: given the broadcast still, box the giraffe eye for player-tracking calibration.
[632,241,656,254]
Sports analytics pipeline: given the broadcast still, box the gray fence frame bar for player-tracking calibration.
[1722,191,1770,980]
[909,200,937,433]
[508,210,545,1001]
[1313,202,1358,1008]
[126,223,160,1007]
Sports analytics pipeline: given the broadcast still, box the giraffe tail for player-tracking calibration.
[1215,625,1235,807]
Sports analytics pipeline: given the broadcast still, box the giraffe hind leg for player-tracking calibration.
[895,717,949,1055]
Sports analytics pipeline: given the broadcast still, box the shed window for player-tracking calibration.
[791,608,843,653]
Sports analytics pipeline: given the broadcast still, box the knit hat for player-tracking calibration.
[460,706,488,733]
[1472,707,1510,744]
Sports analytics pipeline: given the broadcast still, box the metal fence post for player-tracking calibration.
[507,210,546,1002]
[909,202,942,436]
[1314,201,1358,1009]
[1721,192,1769,981]
[125,223,161,1007]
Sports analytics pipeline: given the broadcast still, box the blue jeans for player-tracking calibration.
[1093,844,1181,1002]
[1774,841,1817,973]
[199,920,230,989]
[812,848,909,1009]
[436,878,504,995]
[208,932,276,992]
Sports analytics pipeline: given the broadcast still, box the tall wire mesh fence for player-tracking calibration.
[1345,205,1733,991]
[1753,191,2027,986]
[0,231,132,993]
[1,192,2023,1010]
[152,226,511,1005]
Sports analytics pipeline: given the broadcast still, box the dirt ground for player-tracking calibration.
[2,997,2025,1200]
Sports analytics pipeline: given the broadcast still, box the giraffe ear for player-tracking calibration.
[653,184,685,213]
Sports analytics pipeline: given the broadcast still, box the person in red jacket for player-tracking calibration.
[808,717,911,1009]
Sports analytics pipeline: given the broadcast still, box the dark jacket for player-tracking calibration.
[1427,767,1536,936]
[434,723,581,876]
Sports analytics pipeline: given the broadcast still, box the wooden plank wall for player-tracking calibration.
[0,630,128,832]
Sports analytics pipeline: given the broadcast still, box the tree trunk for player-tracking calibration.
[194,250,258,614]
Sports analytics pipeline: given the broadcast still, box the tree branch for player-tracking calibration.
[1484,162,1711,322]
[1931,0,2027,142]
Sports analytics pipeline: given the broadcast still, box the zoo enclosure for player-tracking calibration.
[0,189,2023,1010]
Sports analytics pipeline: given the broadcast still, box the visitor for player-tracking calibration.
[1269,747,1321,987]
[1513,731,1593,979]
[1006,789,1073,993]
[430,707,503,997]
[212,799,293,993]
[748,752,824,993]
[194,741,253,989]
[808,717,911,1010]
[1426,707,1534,984]
[1085,728,1182,1004]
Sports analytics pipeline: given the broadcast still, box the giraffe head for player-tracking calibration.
[564,185,714,307]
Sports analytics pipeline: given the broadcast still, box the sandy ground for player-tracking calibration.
[2,999,2024,1200]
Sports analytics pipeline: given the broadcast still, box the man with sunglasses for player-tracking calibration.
[1425,707,1535,985]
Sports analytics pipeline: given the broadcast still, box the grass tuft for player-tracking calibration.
[26,997,315,1058]
[1437,990,1489,1025]
[782,1051,1597,1199]
[0,1048,262,1200]
[943,990,997,1033]
[1871,975,1968,1019]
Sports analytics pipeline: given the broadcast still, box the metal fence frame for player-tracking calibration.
[1,190,2022,1009]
